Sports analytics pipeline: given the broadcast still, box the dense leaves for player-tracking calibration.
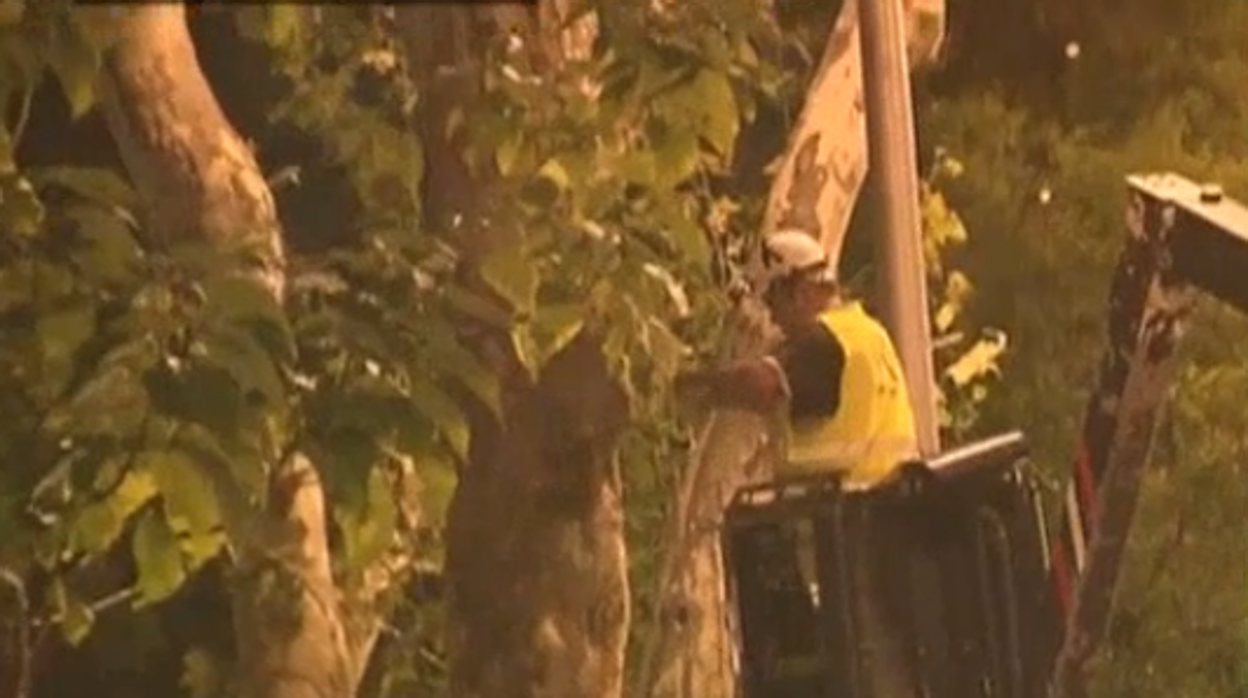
[1,0,1245,696]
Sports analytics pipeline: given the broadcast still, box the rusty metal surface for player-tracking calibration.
[1047,172,1248,698]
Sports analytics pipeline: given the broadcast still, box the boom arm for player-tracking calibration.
[1048,173,1248,698]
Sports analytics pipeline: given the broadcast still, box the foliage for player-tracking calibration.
[922,0,1248,689]
[0,3,489,691]
[919,151,1007,440]
[3,0,1246,696]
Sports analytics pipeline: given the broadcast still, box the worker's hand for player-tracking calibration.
[673,360,785,413]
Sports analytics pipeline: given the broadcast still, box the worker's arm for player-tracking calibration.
[678,326,845,417]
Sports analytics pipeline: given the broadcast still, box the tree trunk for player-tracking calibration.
[645,0,946,694]
[96,7,359,697]
[395,5,629,698]
[447,335,630,698]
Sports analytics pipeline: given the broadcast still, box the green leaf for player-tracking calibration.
[421,319,502,419]
[181,647,224,698]
[181,531,225,572]
[945,329,1007,387]
[199,325,285,406]
[0,175,45,236]
[537,158,571,191]
[619,151,658,187]
[418,455,457,527]
[265,5,303,48]
[443,283,518,330]
[479,242,539,315]
[316,427,379,512]
[511,303,587,379]
[37,302,97,392]
[144,450,221,535]
[653,69,740,160]
[496,136,523,176]
[335,468,396,574]
[692,71,740,157]
[51,579,95,646]
[200,274,295,362]
[132,507,187,607]
[30,166,137,210]
[176,429,268,505]
[66,203,142,284]
[46,22,100,119]
[68,469,158,556]
[532,303,585,360]
[656,198,711,268]
[54,342,153,438]
[652,129,701,189]
[409,377,469,461]
[934,301,958,333]
[144,364,244,440]
[644,318,687,384]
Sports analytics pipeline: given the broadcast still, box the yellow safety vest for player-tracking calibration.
[778,302,919,489]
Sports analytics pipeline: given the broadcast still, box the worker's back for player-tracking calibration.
[781,301,919,488]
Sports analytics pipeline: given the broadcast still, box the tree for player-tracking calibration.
[1,4,435,697]
[97,6,359,697]
[388,2,774,694]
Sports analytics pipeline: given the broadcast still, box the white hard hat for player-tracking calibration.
[762,229,835,283]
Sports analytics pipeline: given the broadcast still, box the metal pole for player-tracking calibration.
[859,0,942,456]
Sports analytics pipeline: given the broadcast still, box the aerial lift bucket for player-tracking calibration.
[722,432,1062,698]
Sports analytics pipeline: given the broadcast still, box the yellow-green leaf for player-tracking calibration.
[418,455,457,528]
[51,579,95,646]
[410,377,470,461]
[144,450,222,535]
[690,70,739,157]
[69,468,158,555]
[46,22,100,119]
[181,531,226,573]
[653,130,701,189]
[480,243,538,315]
[335,469,396,574]
[945,330,1007,387]
[132,508,187,607]
[537,158,571,190]
[30,166,137,210]
[520,303,586,375]
[496,137,523,176]
[423,321,502,419]
[181,647,224,698]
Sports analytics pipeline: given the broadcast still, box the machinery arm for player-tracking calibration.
[1048,173,1248,698]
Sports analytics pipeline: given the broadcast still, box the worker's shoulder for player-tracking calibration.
[783,322,845,366]
[824,303,894,342]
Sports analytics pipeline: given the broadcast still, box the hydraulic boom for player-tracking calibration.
[1048,173,1248,698]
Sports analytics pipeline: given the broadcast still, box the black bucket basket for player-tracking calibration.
[723,432,1063,698]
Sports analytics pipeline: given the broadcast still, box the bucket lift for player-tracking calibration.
[724,432,1060,698]
[722,173,1248,698]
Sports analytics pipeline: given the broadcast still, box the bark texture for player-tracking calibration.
[396,5,630,697]
[97,8,356,697]
[646,0,947,694]
[447,336,630,698]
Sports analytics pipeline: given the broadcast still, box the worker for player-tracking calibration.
[678,228,919,488]
[678,228,920,696]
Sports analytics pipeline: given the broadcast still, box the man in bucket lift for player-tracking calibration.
[681,229,918,487]
[679,229,919,696]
